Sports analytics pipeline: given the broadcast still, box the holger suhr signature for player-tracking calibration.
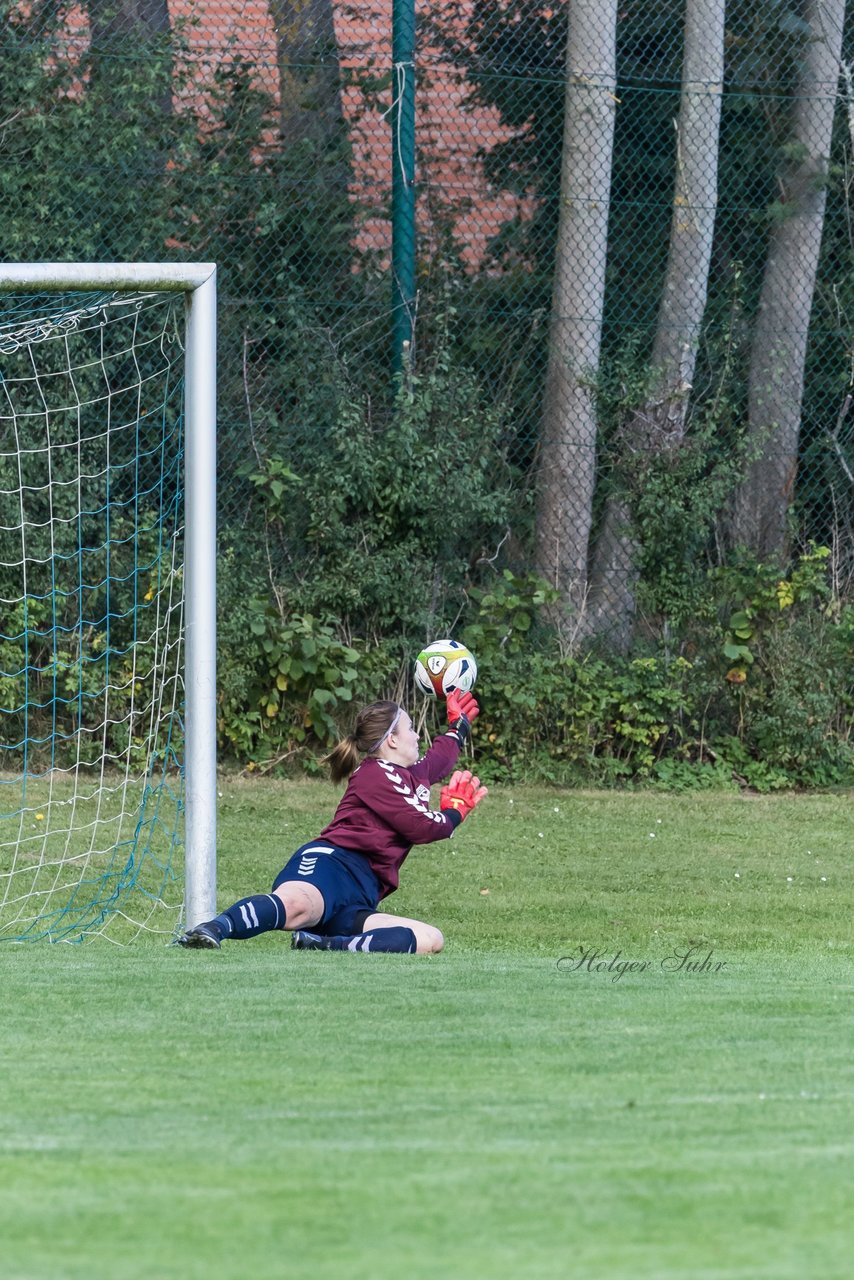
[557,945,728,982]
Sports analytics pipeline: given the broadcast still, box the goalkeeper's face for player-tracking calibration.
[386,710,420,768]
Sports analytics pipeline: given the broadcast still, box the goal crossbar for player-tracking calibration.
[0,263,218,934]
[0,263,216,293]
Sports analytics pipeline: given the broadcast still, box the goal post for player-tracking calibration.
[0,263,217,939]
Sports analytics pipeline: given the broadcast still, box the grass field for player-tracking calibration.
[2,780,853,1279]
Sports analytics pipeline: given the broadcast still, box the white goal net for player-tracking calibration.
[0,273,216,942]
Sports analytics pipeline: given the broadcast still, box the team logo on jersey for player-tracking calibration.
[377,759,444,824]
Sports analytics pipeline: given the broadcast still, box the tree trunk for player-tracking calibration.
[638,0,725,446]
[268,0,345,152]
[535,0,618,630]
[587,0,725,648]
[730,0,846,559]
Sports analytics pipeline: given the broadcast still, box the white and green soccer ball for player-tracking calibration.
[414,639,478,699]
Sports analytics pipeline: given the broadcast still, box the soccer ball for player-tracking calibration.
[414,639,478,699]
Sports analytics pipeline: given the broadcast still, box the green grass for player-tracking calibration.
[2,781,853,1279]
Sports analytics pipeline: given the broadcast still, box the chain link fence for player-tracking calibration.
[1,0,852,775]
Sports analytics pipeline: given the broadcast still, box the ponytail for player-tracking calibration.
[323,700,401,783]
[323,735,362,784]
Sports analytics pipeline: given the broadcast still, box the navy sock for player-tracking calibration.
[212,894,286,940]
[296,926,417,953]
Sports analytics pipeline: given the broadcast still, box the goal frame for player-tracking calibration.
[0,262,218,930]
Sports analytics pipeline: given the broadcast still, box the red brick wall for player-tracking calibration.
[169,0,522,268]
[51,0,523,268]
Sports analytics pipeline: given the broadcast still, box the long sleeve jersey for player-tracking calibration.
[319,732,462,900]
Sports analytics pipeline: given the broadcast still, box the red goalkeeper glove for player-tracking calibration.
[446,689,480,745]
[440,769,488,822]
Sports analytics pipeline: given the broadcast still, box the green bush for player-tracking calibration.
[453,559,853,790]
[215,547,852,790]
[246,338,516,641]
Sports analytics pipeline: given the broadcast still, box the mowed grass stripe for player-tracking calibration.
[1,785,852,1278]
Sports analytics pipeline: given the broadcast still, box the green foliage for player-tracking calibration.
[436,549,851,791]
[463,569,559,658]
[216,556,364,765]
[716,543,833,679]
[240,323,516,641]
[477,650,698,786]
[0,558,182,772]
[457,572,698,783]
[253,612,361,746]
[687,547,851,789]
[239,454,302,518]
[710,737,797,792]
[591,346,727,630]
[0,1,193,261]
[214,536,852,791]
[649,756,739,792]
[1,0,851,798]
[719,608,852,790]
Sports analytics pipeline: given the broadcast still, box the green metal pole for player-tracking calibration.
[391,0,416,381]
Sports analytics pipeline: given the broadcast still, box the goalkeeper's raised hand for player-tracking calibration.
[446,689,480,745]
[440,769,488,822]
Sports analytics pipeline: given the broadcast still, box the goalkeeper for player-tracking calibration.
[176,691,487,955]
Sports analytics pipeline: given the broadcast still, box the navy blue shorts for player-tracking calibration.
[272,841,382,936]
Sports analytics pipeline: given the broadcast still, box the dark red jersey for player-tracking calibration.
[319,733,462,899]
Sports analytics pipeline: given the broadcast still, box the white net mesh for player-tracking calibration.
[0,290,185,942]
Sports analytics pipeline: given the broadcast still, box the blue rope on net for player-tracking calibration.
[0,290,187,943]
